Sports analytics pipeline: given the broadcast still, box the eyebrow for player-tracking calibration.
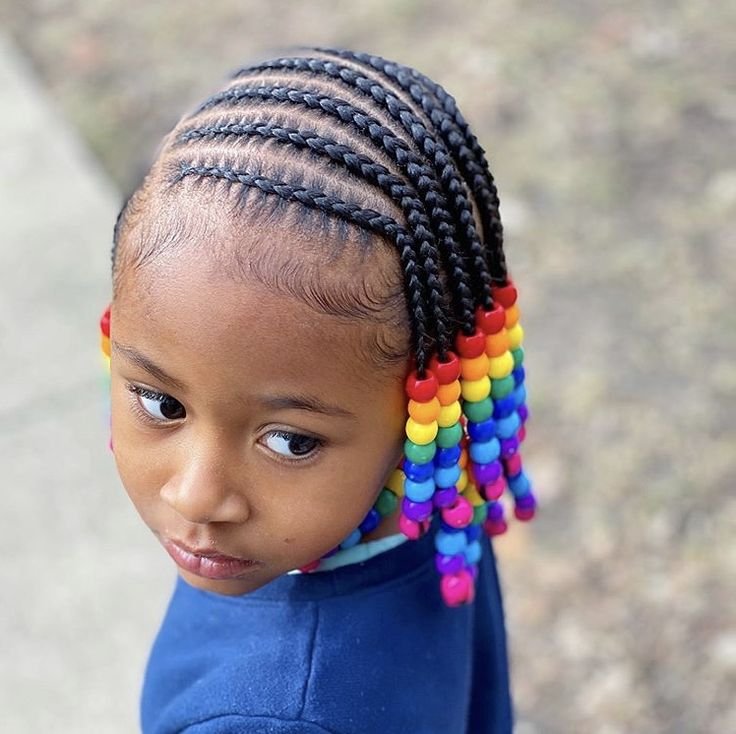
[112,342,189,392]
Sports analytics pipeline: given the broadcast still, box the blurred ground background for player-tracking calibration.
[0,0,733,731]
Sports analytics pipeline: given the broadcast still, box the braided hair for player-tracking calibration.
[110,49,535,606]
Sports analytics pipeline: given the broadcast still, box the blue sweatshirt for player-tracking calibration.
[141,530,513,733]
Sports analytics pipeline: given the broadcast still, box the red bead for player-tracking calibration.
[455,328,486,358]
[492,281,518,308]
[515,505,536,522]
[429,352,461,384]
[484,519,508,536]
[299,560,321,573]
[100,306,111,338]
[405,370,439,401]
[476,306,506,335]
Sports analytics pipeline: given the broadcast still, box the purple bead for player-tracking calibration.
[433,486,458,508]
[435,552,465,575]
[516,493,537,511]
[467,563,479,581]
[487,501,504,521]
[518,404,529,423]
[402,497,434,522]
[500,436,519,458]
[472,459,502,485]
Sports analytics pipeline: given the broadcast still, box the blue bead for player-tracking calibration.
[469,437,501,464]
[467,418,496,443]
[404,476,435,502]
[435,528,467,556]
[465,524,482,542]
[358,508,381,535]
[339,528,362,549]
[512,385,527,408]
[513,366,526,386]
[464,540,482,564]
[434,463,461,489]
[496,412,521,439]
[508,470,531,498]
[492,395,517,419]
[435,444,462,468]
[402,458,434,482]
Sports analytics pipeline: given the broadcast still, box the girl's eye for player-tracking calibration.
[262,431,321,460]
[128,386,186,421]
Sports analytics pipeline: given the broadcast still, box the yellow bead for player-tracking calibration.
[456,469,469,491]
[408,397,441,423]
[386,469,405,497]
[485,330,510,357]
[488,351,514,379]
[405,417,439,445]
[437,380,461,406]
[437,401,462,427]
[507,323,524,349]
[462,482,485,507]
[461,375,491,402]
[505,304,520,328]
[101,334,111,357]
[459,448,468,469]
[461,353,490,381]
[101,353,111,371]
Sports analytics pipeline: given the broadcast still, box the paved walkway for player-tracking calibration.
[0,34,172,731]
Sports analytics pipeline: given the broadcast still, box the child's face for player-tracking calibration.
[110,227,408,596]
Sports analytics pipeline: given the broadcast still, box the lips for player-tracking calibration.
[163,538,261,580]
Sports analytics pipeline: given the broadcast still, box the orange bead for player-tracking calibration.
[485,330,509,358]
[437,380,461,406]
[504,304,520,328]
[408,397,441,423]
[458,448,468,469]
[101,334,111,357]
[460,353,490,381]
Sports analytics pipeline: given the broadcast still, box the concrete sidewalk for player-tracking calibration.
[0,34,172,731]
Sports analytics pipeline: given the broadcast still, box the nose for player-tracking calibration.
[160,446,251,525]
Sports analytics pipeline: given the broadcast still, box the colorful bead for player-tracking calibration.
[436,422,464,448]
[101,334,111,357]
[435,445,462,468]
[435,463,462,489]
[404,476,435,503]
[512,385,527,409]
[461,375,491,402]
[495,412,521,440]
[465,524,482,542]
[511,347,525,367]
[467,417,496,443]
[513,366,526,385]
[472,503,488,524]
[504,304,520,328]
[402,497,434,521]
[460,353,490,381]
[403,459,434,482]
[492,282,518,308]
[437,380,461,405]
[440,568,473,606]
[408,397,441,423]
[405,370,439,402]
[482,476,506,501]
[340,528,362,549]
[433,486,458,508]
[100,307,111,338]
[405,417,439,445]
[441,496,473,528]
[493,395,517,419]
[399,515,428,540]
[358,508,381,535]
[403,439,436,465]
[484,501,508,536]
[462,397,494,423]
[476,305,506,335]
[469,437,501,465]
[456,469,469,491]
[375,488,398,516]
[435,553,465,575]
[518,404,530,423]
[471,459,502,485]
[385,469,406,497]
[462,483,485,507]
[507,323,524,349]
[429,352,461,384]
[504,454,523,477]
[435,528,467,556]
[508,470,532,498]
[455,328,486,358]
[500,436,520,458]
[464,540,482,564]
[437,401,462,427]
[518,425,527,442]
[299,560,321,573]
[514,493,537,521]
[485,330,510,358]
[458,448,468,469]
[490,375,515,399]
[488,352,514,380]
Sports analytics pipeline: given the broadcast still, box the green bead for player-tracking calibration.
[375,488,399,517]
[436,422,463,448]
[403,438,436,464]
[511,347,525,367]
[472,504,488,524]
[462,397,494,423]
[491,375,515,398]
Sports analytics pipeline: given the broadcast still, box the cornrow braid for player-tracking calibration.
[234,57,492,314]
[175,161,434,371]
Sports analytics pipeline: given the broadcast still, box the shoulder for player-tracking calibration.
[177,715,340,734]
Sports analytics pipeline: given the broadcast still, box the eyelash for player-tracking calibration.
[124,383,325,461]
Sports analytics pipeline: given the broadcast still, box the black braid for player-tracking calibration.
[234,58,490,315]
[177,119,474,341]
[175,162,433,371]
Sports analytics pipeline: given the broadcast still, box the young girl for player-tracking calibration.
[101,47,535,734]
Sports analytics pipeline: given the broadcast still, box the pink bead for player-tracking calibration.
[440,569,473,606]
[299,560,320,573]
[504,454,523,477]
[483,519,508,536]
[515,505,536,522]
[482,476,507,501]
[518,426,527,442]
[441,496,473,528]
